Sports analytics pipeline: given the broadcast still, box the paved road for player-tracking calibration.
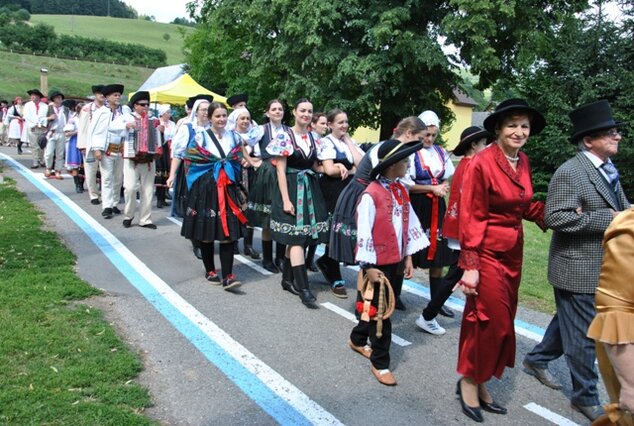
[1,146,606,425]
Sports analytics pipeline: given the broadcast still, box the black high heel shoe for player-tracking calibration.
[479,398,507,415]
[456,379,483,423]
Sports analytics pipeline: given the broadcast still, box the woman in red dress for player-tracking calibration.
[455,99,547,422]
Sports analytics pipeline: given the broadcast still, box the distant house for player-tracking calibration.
[351,88,479,148]
[443,88,478,150]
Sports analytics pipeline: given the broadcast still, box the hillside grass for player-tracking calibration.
[0,51,153,100]
[30,15,191,65]
[0,175,154,424]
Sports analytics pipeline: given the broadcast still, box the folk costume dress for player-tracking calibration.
[245,122,292,228]
[267,130,329,246]
[352,176,429,369]
[175,124,247,242]
[317,134,364,213]
[406,144,456,268]
[329,143,381,264]
[457,143,545,384]
[64,112,82,170]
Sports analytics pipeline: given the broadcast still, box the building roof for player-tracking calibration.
[452,88,478,107]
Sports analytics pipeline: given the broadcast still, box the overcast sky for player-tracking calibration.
[123,0,191,23]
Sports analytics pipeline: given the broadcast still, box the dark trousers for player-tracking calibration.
[423,262,462,320]
[350,263,399,370]
[524,288,599,406]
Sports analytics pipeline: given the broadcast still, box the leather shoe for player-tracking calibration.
[274,257,285,272]
[112,206,121,215]
[439,306,455,318]
[262,261,279,273]
[122,219,132,228]
[571,403,605,421]
[281,279,299,295]
[456,379,483,422]
[479,399,507,415]
[244,245,261,260]
[522,360,562,390]
[371,366,397,386]
[90,199,100,205]
[348,340,372,359]
[141,223,157,229]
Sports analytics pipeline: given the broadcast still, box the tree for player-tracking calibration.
[185,0,589,138]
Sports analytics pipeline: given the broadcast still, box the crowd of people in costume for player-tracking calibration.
[2,87,632,425]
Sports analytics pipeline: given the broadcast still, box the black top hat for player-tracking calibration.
[129,91,150,107]
[101,84,125,96]
[483,98,546,136]
[48,91,65,101]
[453,126,495,157]
[27,89,44,98]
[370,139,424,180]
[227,93,248,107]
[91,84,105,94]
[569,99,626,144]
[62,99,77,109]
[186,94,214,109]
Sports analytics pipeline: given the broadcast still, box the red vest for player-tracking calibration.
[360,181,409,266]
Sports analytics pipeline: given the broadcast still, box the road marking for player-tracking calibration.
[2,153,342,426]
[166,216,273,276]
[524,403,580,426]
[321,302,412,347]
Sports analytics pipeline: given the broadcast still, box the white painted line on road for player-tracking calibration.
[524,402,580,426]
[2,153,342,426]
[165,216,273,276]
[321,302,412,347]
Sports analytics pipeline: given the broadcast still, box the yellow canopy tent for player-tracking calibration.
[129,74,227,106]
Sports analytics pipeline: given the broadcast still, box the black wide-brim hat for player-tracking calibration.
[27,88,44,98]
[101,84,125,96]
[483,98,546,136]
[48,90,65,101]
[453,126,495,157]
[129,91,150,107]
[569,99,626,144]
[227,93,248,108]
[91,84,104,94]
[370,139,424,180]
[186,94,214,109]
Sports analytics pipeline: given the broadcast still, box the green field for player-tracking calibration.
[0,51,153,100]
[30,15,191,65]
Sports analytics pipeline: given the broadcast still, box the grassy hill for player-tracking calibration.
[30,15,191,65]
[0,51,153,100]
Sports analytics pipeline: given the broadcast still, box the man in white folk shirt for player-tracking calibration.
[44,91,69,179]
[122,91,160,229]
[77,85,105,205]
[87,84,132,220]
[22,89,48,169]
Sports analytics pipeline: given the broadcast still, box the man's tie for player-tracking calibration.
[602,162,619,190]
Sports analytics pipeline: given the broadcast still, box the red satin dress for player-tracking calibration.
[457,143,545,384]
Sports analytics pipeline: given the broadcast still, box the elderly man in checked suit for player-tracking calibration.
[523,100,629,422]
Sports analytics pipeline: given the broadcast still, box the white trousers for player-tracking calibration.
[99,154,123,209]
[123,159,155,225]
[83,152,101,201]
[45,132,65,171]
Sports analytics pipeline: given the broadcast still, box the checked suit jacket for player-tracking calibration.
[545,152,630,294]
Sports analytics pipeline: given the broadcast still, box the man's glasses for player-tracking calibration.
[599,129,621,138]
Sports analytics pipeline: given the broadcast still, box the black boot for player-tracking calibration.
[191,239,203,260]
[77,174,85,193]
[292,265,318,309]
[17,141,23,155]
[156,187,164,208]
[243,228,261,260]
[274,243,286,271]
[305,244,318,272]
[233,240,240,255]
[261,240,279,273]
[281,258,298,295]
[73,176,82,193]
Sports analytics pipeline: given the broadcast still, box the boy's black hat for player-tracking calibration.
[370,139,424,180]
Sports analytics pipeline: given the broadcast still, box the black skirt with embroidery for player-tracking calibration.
[246,159,278,229]
[270,170,330,246]
[181,170,245,242]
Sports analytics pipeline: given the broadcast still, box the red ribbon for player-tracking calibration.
[427,190,439,261]
[389,182,410,206]
[216,168,248,237]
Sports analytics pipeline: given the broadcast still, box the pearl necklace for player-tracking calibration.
[505,153,519,162]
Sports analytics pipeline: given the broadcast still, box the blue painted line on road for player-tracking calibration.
[2,155,322,425]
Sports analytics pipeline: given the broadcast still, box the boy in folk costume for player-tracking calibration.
[349,139,429,386]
